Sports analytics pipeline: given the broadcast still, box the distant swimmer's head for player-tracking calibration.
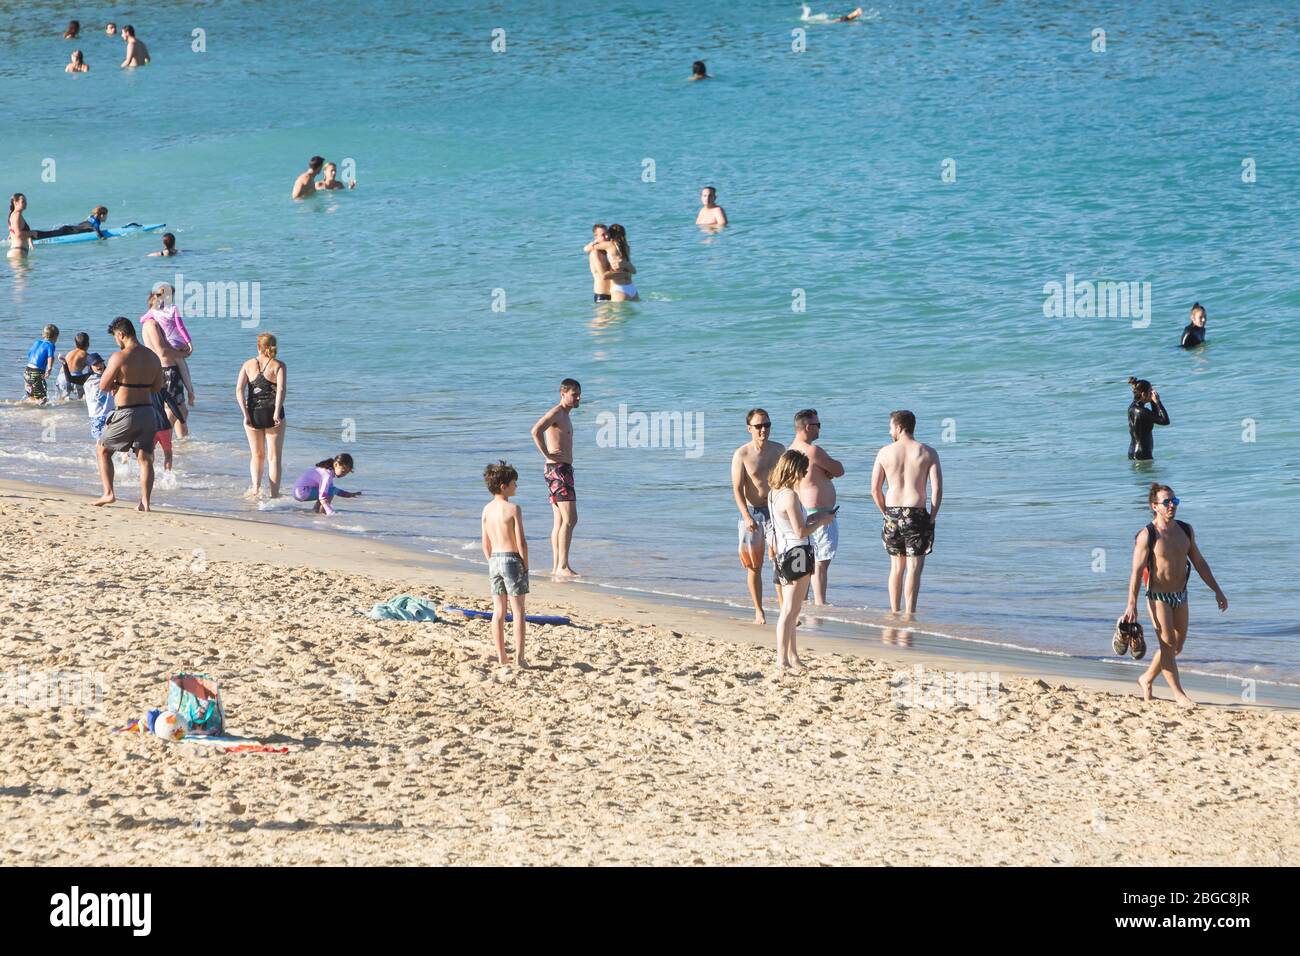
[308,156,325,174]
[1190,302,1207,327]
[793,408,820,438]
[747,408,773,443]
[1148,483,1178,516]
[592,223,608,241]
[691,60,708,79]
[320,453,355,477]
[889,409,916,439]
[90,205,108,222]
[106,23,117,36]
[257,332,278,359]
[1127,377,1152,401]
[74,332,90,350]
[107,316,136,343]
[121,25,136,40]
[560,377,582,408]
[607,223,630,259]
[700,186,716,206]
[484,459,519,496]
[161,233,176,254]
[64,21,80,39]
[43,323,60,343]
[70,50,85,67]
[322,162,338,181]
[769,449,810,491]
[10,193,26,213]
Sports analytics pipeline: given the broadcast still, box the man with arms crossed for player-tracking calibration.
[788,408,844,606]
[731,408,784,624]
[530,378,582,577]
[871,410,942,614]
[696,187,728,228]
[92,317,162,511]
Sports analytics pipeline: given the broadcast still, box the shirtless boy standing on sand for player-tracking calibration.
[292,156,324,199]
[788,408,844,606]
[92,317,162,511]
[870,410,942,615]
[481,460,529,667]
[585,224,612,302]
[696,187,728,228]
[1121,483,1227,708]
[731,408,785,624]
[530,378,581,577]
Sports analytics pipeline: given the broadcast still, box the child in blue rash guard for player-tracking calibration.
[24,324,59,403]
[292,453,360,515]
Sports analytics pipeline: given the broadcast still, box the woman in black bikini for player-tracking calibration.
[234,332,287,498]
[1127,376,1169,461]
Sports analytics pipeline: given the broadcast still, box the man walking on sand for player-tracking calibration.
[788,408,844,605]
[530,378,582,577]
[731,407,785,624]
[870,410,942,614]
[91,317,163,511]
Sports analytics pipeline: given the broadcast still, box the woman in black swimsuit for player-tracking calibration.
[1180,302,1207,349]
[1127,377,1169,461]
[235,332,287,498]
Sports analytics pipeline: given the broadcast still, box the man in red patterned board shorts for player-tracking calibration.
[530,378,582,577]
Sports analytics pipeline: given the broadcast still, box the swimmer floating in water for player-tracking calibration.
[315,162,356,191]
[690,60,710,81]
[292,453,361,516]
[65,50,89,73]
[1180,302,1207,349]
[148,232,180,257]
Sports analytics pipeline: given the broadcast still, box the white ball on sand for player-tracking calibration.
[153,710,187,741]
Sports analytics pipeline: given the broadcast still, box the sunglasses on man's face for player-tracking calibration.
[1159,498,1181,507]
[751,422,771,430]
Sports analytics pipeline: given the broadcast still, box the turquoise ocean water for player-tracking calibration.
[2,1,1298,682]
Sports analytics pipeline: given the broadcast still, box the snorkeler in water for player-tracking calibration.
[1127,377,1170,461]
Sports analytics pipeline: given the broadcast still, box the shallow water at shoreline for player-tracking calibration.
[2,1,1298,681]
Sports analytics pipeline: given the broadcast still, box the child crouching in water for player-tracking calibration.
[481,460,529,666]
[292,453,360,515]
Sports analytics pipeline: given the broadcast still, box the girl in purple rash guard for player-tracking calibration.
[292,453,360,516]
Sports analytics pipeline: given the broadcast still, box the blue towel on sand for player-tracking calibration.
[367,595,440,622]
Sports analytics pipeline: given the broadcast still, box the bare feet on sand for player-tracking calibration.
[1138,674,1154,701]
[243,487,261,500]
[136,501,150,512]
[552,567,579,579]
[753,611,767,625]
[89,494,115,507]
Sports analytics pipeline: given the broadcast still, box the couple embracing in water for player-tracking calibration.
[584,224,638,302]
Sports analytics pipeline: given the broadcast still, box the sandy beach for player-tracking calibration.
[0,478,1296,866]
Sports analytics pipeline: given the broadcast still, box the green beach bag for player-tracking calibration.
[165,673,225,737]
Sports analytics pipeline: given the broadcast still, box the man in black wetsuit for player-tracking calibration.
[1127,378,1169,460]
[1180,302,1207,348]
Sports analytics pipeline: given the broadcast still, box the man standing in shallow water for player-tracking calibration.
[788,408,844,606]
[530,378,581,577]
[696,187,727,229]
[871,410,942,615]
[292,156,324,199]
[585,224,612,302]
[731,408,785,624]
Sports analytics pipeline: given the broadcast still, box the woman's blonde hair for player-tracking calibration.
[257,332,278,359]
[768,449,809,491]
[146,290,160,308]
